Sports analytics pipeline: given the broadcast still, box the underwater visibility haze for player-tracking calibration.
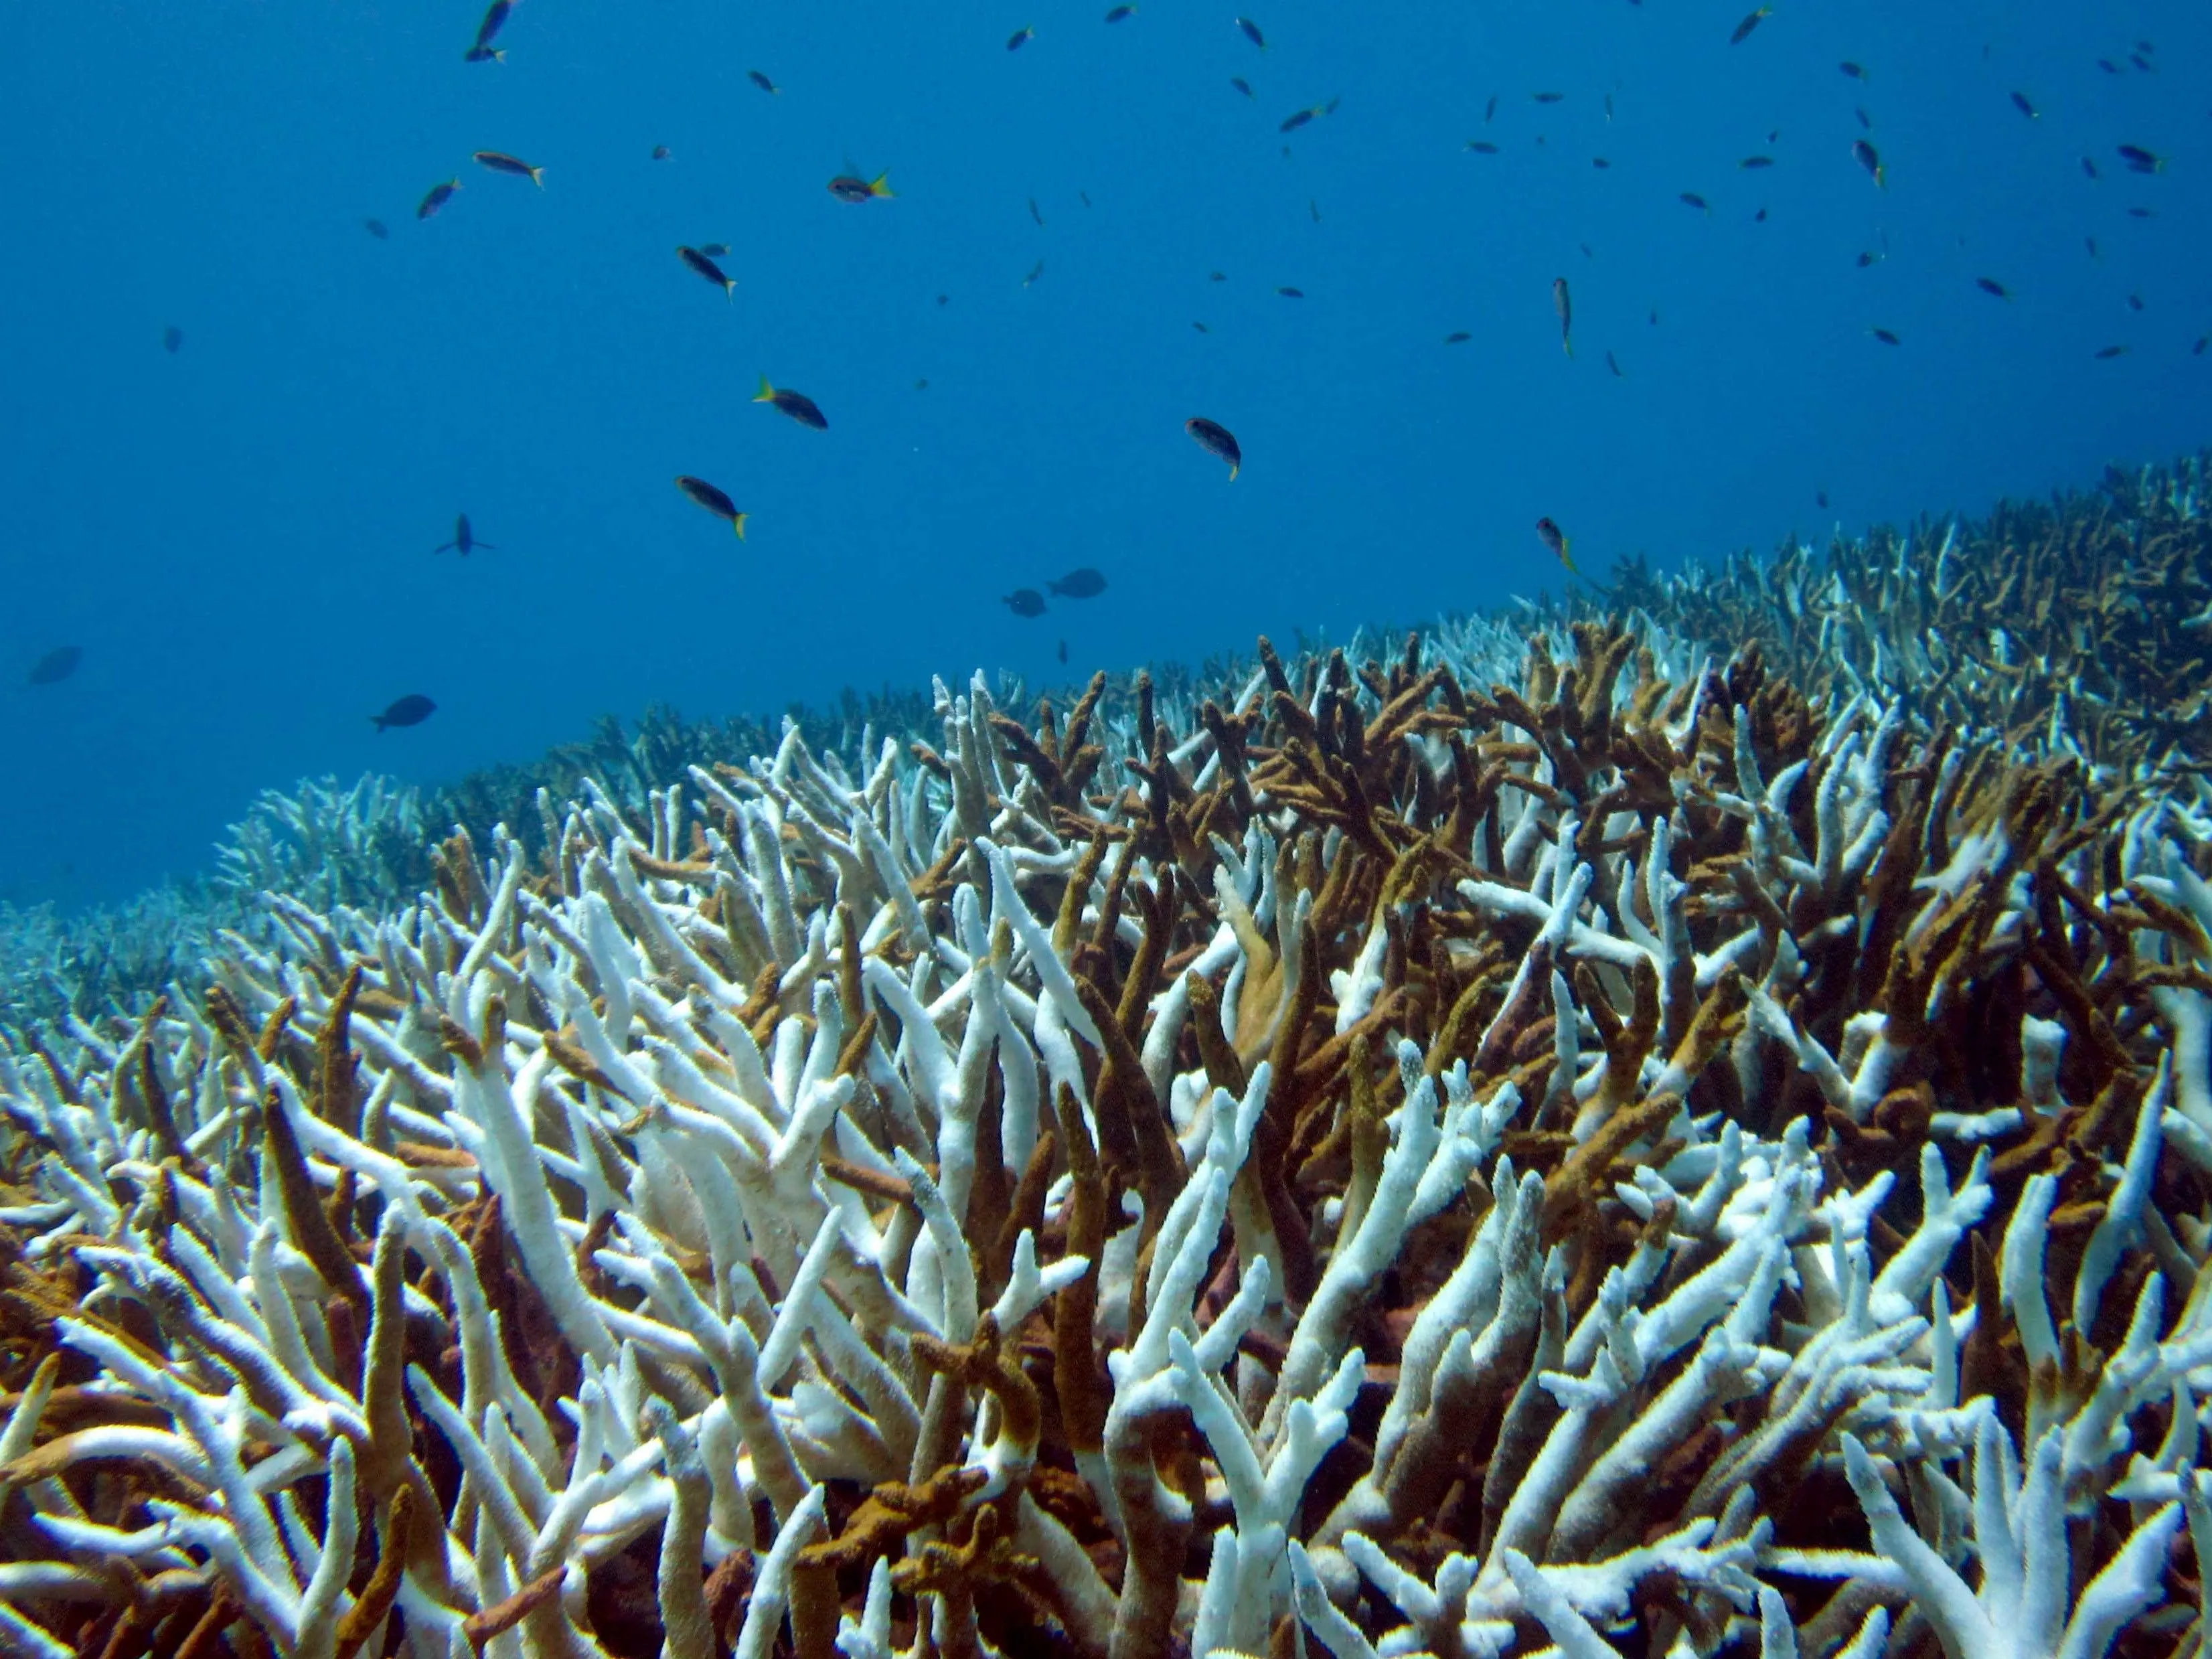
[1,1,2209,897]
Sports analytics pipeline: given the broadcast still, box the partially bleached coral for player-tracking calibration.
[4,579,2212,1659]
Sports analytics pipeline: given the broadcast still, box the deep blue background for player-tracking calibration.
[1,0,2206,908]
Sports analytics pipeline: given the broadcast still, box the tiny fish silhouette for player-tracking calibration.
[27,646,82,686]
[2010,90,2037,118]
[474,151,544,186]
[1309,199,1320,222]
[678,246,736,297]
[471,0,510,52]
[1533,91,1564,103]
[1869,326,1901,344]
[418,179,459,218]
[1740,155,1774,169]
[1975,276,2009,299]
[1023,259,1044,287]
[162,325,183,354]
[1208,271,1227,282]
[1535,518,1576,574]
[1002,588,1047,617]
[1058,639,1069,663]
[1856,249,1883,267]
[755,377,827,428]
[1593,157,1611,169]
[1553,276,1573,356]
[433,514,495,556]
[1680,191,1709,211]
[1049,567,1108,599]
[2117,144,2162,173]
[372,694,436,732]
[363,218,389,239]
[2094,344,2130,359]
[1281,107,1316,133]
[1484,94,1498,123]
[1444,331,1472,343]
[749,70,780,94]
[652,145,672,161]
[2126,293,2144,311]
[1852,139,1883,185]
[1817,489,1828,508]
[2080,156,2098,179]
[1186,416,1241,478]
[1007,25,1034,50]
[1193,321,1210,332]
[1838,60,1866,80]
[1277,285,1304,298]
[1230,76,1253,97]
[1029,196,1044,225]
[1854,107,1872,129]
[1466,140,1500,154]
[698,242,729,256]
[676,475,747,537]
[1106,5,1136,19]
[828,173,894,202]
[1605,349,1622,376]
[1235,16,1265,48]
[1729,7,1770,45]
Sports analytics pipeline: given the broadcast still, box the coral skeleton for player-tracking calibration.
[4,460,2212,1657]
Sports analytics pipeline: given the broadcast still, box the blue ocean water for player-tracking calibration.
[0,0,2205,912]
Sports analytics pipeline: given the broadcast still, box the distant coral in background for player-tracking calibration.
[1,453,2209,1659]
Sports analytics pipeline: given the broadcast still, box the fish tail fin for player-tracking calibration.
[872,173,894,197]
[1563,541,1580,574]
[530,167,545,187]
[732,514,748,540]
[1563,337,1574,358]
[754,374,774,402]
[1228,463,1239,481]
[724,280,736,299]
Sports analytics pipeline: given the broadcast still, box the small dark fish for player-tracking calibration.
[372,694,436,732]
[1975,276,2008,299]
[1856,249,1883,267]
[1680,191,1709,211]
[1605,349,1622,377]
[915,379,929,389]
[1281,107,1316,133]
[1235,16,1265,48]
[1080,190,1092,206]
[472,0,511,49]
[464,44,505,64]
[433,514,495,556]
[698,242,730,257]
[1816,490,1828,508]
[1869,327,1900,344]
[1592,157,1610,169]
[1553,276,1573,356]
[1485,94,1498,123]
[2136,39,2155,53]
[1231,77,1253,97]
[2130,53,2152,72]
[2117,144,2162,174]
[474,151,545,186]
[1106,4,1136,20]
[2097,58,2120,74]
[162,325,183,354]
[938,294,950,305]
[1580,242,1594,257]
[1533,91,1564,104]
[828,173,893,202]
[1208,271,1227,282]
[1025,196,1044,226]
[1277,285,1303,298]
[749,70,780,94]
[1058,639,1069,663]
[1740,155,1774,169]
[2196,337,2208,356]
[2126,206,2156,219]
[1466,140,1500,154]
[2081,156,2098,178]
[2095,344,2130,359]
[1851,139,1883,185]
[1854,106,1872,129]
[2085,236,2099,259]
[652,145,672,161]
[418,179,459,218]
[1007,25,1034,50]
[2128,293,2144,311]
[1650,309,1659,324]
[1753,207,1768,222]
[1003,588,1047,617]
[1839,60,1865,80]
[675,475,747,537]
[1050,567,1108,599]
[678,246,736,298]
[755,377,827,428]
[1443,331,1472,343]
[2010,90,2037,118]
[27,647,81,686]
[1193,321,1210,333]
[1186,416,1241,478]
[363,217,389,238]
[1729,7,1771,46]
[1534,517,1577,574]
[1023,259,1044,287]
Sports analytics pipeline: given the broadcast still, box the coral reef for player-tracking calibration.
[3,453,2211,1659]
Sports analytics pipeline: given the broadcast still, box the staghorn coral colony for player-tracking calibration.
[3,457,2212,1658]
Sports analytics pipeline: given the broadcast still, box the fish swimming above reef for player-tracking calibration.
[1002,588,1047,617]
[755,376,827,428]
[473,151,545,186]
[1852,139,1884,185]
[1535,516,1577,574]
[749,70,779,94]
[1553,276,1572,356]
[417,179,459,218]
[1007,25,1034,50]
[1729,7,1771,45]
[432,514,494,556]
[678,246,736,297]
[1049,566,1107,598]
[162,325,183,354]
[828,173,893,202]
[370,694,435,732]
[27,646,81,686]
[1186,416,1241,479]
[2117,144,2163,174]
[1235,16,1265,48]
[675,475,746,537]
[363,217,389,239]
